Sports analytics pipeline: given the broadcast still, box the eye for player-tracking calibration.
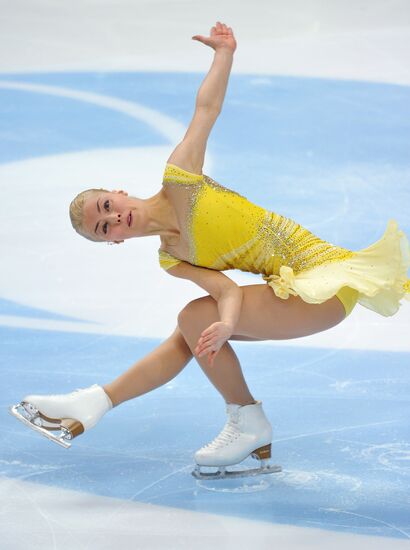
[104,199,110,211]
[103,222,109,235]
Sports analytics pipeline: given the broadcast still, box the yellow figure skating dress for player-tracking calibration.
[158,163,410,317]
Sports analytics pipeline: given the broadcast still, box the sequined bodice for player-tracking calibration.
[159,163,354,276]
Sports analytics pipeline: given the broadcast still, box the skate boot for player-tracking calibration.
[9,384,112,448]
[192,400,282,480]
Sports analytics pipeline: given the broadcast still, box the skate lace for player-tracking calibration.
[203,412,240,450]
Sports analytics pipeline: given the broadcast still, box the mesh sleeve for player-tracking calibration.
[158,248,182,271]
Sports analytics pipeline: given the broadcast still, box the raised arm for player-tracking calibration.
[167,22,237,175]
[192,22,236,111]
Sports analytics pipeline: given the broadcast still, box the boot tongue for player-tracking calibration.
[226,404,242,424]
[226,403,241,414]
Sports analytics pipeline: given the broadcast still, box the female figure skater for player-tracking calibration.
[10,22,410,479]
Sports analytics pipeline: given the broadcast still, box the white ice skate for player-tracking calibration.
[9,384,112,448]
[192,400,282,480]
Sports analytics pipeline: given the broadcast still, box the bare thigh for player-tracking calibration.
[184,283,346,342]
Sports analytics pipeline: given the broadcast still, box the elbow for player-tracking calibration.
[196,103,221,115]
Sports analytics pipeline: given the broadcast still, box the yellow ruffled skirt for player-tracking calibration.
[262,219,410,317]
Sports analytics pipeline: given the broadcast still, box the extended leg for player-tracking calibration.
[104,325,193,406]
[10,326,193,447]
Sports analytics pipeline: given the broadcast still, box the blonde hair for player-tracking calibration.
[69,188,109,242]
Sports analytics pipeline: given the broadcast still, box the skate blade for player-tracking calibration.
[8,404,72,449]
[192,463,282,480]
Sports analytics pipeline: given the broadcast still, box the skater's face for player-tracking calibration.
[81,190,144,243]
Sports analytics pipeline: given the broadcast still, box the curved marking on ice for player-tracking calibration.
[0,81,216,337]
[322,508,410,539]
[273,419,396,444]
[0,80,185,142]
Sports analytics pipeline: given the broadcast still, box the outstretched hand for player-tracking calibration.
[194,321,233,367]
[192,21,237,53]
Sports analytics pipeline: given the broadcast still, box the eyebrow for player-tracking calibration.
[94,199,101,234]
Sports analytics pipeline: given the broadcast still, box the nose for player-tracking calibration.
[107,212,121,224]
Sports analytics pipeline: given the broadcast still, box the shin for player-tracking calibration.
[104,326,193,406]
[177,299,255,406]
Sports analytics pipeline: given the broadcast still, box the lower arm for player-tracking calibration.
[196,48,234,111]
[217,285,243,332]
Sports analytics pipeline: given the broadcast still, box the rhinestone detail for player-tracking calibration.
[159,163,354,281]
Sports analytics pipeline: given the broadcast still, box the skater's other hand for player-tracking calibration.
[194,321,233,367]
[192,21,237,53]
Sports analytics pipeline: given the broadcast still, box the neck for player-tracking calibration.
[138,189,179,239]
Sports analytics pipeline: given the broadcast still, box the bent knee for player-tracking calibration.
[177,295,217,330]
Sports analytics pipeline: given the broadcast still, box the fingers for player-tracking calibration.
[195,334,218,356]
[196,346,215,358]
[195,337,215,357]
[195,331,214,351]
[197,347,218,366]
[195,322,228,356]
[194,339,219,367]
[214,21,232,34]
[194,321,231,361]
[209,21,233,36]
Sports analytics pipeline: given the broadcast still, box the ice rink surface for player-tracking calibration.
[0,1,409,548]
